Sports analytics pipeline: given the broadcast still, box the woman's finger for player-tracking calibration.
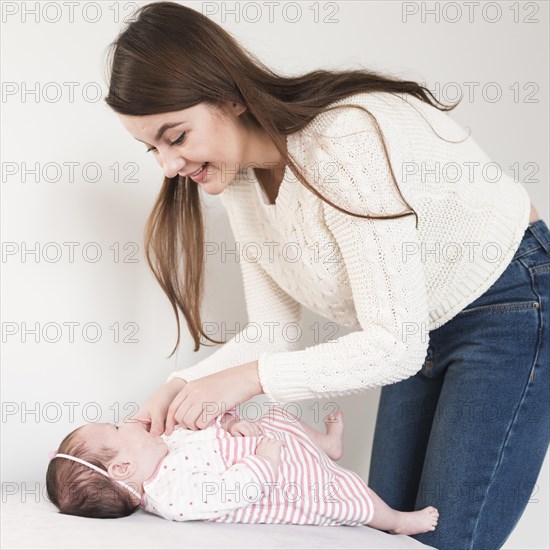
[165,392,188,435]
[149,415,164,436]
[167,402,186,434]
[128,414,148,425]
[175,400,198,431]
[193,410,209,430]
[128,414,155,432]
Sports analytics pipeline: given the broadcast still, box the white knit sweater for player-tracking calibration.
[167,91,531,404]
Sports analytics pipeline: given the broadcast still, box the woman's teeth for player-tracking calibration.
[190,163,207,176]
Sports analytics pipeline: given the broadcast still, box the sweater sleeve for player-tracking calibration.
[167,191,302,385]
[256,105,431,404]
[143,453,277,522]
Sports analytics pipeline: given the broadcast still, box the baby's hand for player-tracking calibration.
[256,437,286,475]
[229,419,262,437]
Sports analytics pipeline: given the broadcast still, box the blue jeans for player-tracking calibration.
[368,219,550,549]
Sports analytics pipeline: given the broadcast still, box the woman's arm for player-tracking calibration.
[141,188,301,433]
[166,188,303,386]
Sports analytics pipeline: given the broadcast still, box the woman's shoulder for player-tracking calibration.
[300,90,465,147]
[299,91,405,139]
[290,93,410,213]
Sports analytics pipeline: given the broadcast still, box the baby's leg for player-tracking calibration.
[293,410,439,535]
[366,487,439,536]
[292,411,344,461]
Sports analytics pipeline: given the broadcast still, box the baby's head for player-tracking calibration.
[46,420,168,518]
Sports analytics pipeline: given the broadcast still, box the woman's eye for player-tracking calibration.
[171,132,186,146]
[146,132,186,154]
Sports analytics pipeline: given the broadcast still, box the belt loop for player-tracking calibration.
[528,221,550,256]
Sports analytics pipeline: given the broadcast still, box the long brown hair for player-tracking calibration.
[104,1,464,357]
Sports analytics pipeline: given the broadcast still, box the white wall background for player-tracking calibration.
[1,1,548,548]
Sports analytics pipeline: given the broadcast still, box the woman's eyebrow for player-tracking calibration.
[133,121,187,144]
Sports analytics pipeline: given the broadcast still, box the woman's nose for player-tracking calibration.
[157,153,186,179]
[164,164,186,179]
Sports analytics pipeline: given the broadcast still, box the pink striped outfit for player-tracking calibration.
[141,406,375,526]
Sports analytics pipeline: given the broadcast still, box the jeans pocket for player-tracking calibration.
[528,262,550,275]
[456,299,540,317]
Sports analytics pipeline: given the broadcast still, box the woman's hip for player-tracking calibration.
[425,219,550,371]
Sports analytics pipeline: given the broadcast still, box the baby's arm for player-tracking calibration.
[144,448,277,522]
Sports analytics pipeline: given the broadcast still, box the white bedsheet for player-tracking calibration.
[1,500,436,549]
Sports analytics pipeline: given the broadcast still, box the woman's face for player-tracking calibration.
[118,101,278,195]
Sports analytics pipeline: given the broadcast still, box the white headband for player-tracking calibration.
[52,453,143,501]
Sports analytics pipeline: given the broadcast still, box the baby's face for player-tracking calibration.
[80,420,168,480]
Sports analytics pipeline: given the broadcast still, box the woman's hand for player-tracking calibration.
[164,361,262,435]
[131,378,187,435]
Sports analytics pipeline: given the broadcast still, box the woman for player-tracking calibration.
[103,2,549,548]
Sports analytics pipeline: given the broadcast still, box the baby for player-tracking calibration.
[46,406,439,535]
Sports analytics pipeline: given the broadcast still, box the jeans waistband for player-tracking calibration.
[526,219,550,255]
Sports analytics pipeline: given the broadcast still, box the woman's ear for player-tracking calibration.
[224,99,246,117]
[108,459,137,481]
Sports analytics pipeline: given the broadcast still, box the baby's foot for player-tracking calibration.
[388,506,439,536]
[324,411,344,460]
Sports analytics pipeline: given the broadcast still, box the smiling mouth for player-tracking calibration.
[186,162,210,177]
[189,164,205,176]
